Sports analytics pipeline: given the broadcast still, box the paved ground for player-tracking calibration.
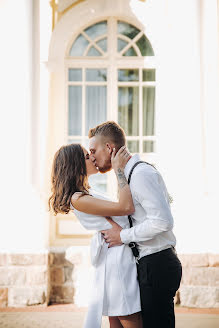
[0,305,219,328]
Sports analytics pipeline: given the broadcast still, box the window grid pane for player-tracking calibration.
[117,69,155,154]
[123,47,137,56]
[68,69,82,81]
[69,34,89,56]
[118,38,128,52]
[117,21,140,39]
[118,87,139,136]
[96,38,107,52]
[143,69,156,81]
[136,35,154,56]
[68,86,82,135]
[127,140,139,153]
[118,69,139,82]
[143,87,155,136]
[85,86,107,134]
[143,141,154,153]
[86,69,107,82]
[84,21,107,40]
[87,46,101,57]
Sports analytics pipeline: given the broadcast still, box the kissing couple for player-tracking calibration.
[49,121,182,328]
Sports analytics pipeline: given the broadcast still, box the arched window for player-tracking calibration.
[66,18,155,192]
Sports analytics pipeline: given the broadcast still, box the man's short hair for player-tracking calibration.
[88,121,126,149]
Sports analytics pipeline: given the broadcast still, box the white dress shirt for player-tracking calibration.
[120,154,176,259]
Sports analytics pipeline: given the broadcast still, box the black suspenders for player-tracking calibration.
[127,161,155,263]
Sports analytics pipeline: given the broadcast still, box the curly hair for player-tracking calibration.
[48,144,90,215]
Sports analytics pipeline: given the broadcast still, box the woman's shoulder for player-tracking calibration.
[71,192,83,201]
[89,189,112,201]
[71,191,92,207]
[71,192,88,211]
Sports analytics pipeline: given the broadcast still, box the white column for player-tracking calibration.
[0,0,51,252]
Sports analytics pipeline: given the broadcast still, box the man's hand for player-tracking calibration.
[101,218,123,248]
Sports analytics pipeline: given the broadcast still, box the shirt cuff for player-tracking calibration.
[120,228,133,244]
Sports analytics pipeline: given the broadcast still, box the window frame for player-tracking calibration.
[65,17,157,198]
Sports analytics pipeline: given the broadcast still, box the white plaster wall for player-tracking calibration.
[0,0,217,259]
[47,0,219,253]
[130,0,219,254]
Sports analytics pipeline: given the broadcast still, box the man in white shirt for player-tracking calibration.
[89,121,182,328]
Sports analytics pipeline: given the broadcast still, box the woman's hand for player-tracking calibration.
[111,146,131,171]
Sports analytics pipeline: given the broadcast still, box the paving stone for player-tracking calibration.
[0,311,219,328]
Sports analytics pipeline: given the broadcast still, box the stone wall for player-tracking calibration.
[0,253,49,307]
[49,250,74,304]
[178,254,219,308]
[1,252,219,308]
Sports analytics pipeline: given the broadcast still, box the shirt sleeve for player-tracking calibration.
[120,168,174,244]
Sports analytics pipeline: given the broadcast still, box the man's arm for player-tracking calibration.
[120,168,174,244]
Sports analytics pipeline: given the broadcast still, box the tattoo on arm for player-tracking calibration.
[116,168,127,189]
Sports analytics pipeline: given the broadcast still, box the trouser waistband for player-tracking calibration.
[139,247,177,263]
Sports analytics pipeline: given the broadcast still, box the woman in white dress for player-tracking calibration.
[49,143,142,328]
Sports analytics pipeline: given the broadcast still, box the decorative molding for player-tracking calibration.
[50,0,146,30]
[50,0,86,30]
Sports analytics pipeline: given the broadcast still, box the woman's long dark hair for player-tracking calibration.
[48,144,90,215]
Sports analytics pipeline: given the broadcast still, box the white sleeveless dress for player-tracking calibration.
[67,189,141,328]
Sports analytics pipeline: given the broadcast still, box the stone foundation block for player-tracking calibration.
[178,254,209,267]
[50,253,72,266]
[179,286,219,308]
[50,285,74,304]
[26,266,48,285]
[0,254,7,266]
[0,267,9,285]
[50,267,65,284]
[64,266,73,283]
[208,254,219,267]
[182,267,219,286]
[0,288,8,307]
[8,268,26,285]
[8,287,47,307]
[8,254,48,266]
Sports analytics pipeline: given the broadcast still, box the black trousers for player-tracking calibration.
[137,247,182,328]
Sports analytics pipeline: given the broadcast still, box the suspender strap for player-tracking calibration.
[127,160,155,263]
[128,161,147,185]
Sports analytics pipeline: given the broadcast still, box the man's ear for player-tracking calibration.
[106,143,114,154]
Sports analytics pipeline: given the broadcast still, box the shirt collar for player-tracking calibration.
[124,154,141,179]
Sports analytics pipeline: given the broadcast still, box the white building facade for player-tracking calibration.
[0,0,219,308]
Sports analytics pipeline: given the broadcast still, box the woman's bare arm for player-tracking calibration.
[71,146,134,216]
